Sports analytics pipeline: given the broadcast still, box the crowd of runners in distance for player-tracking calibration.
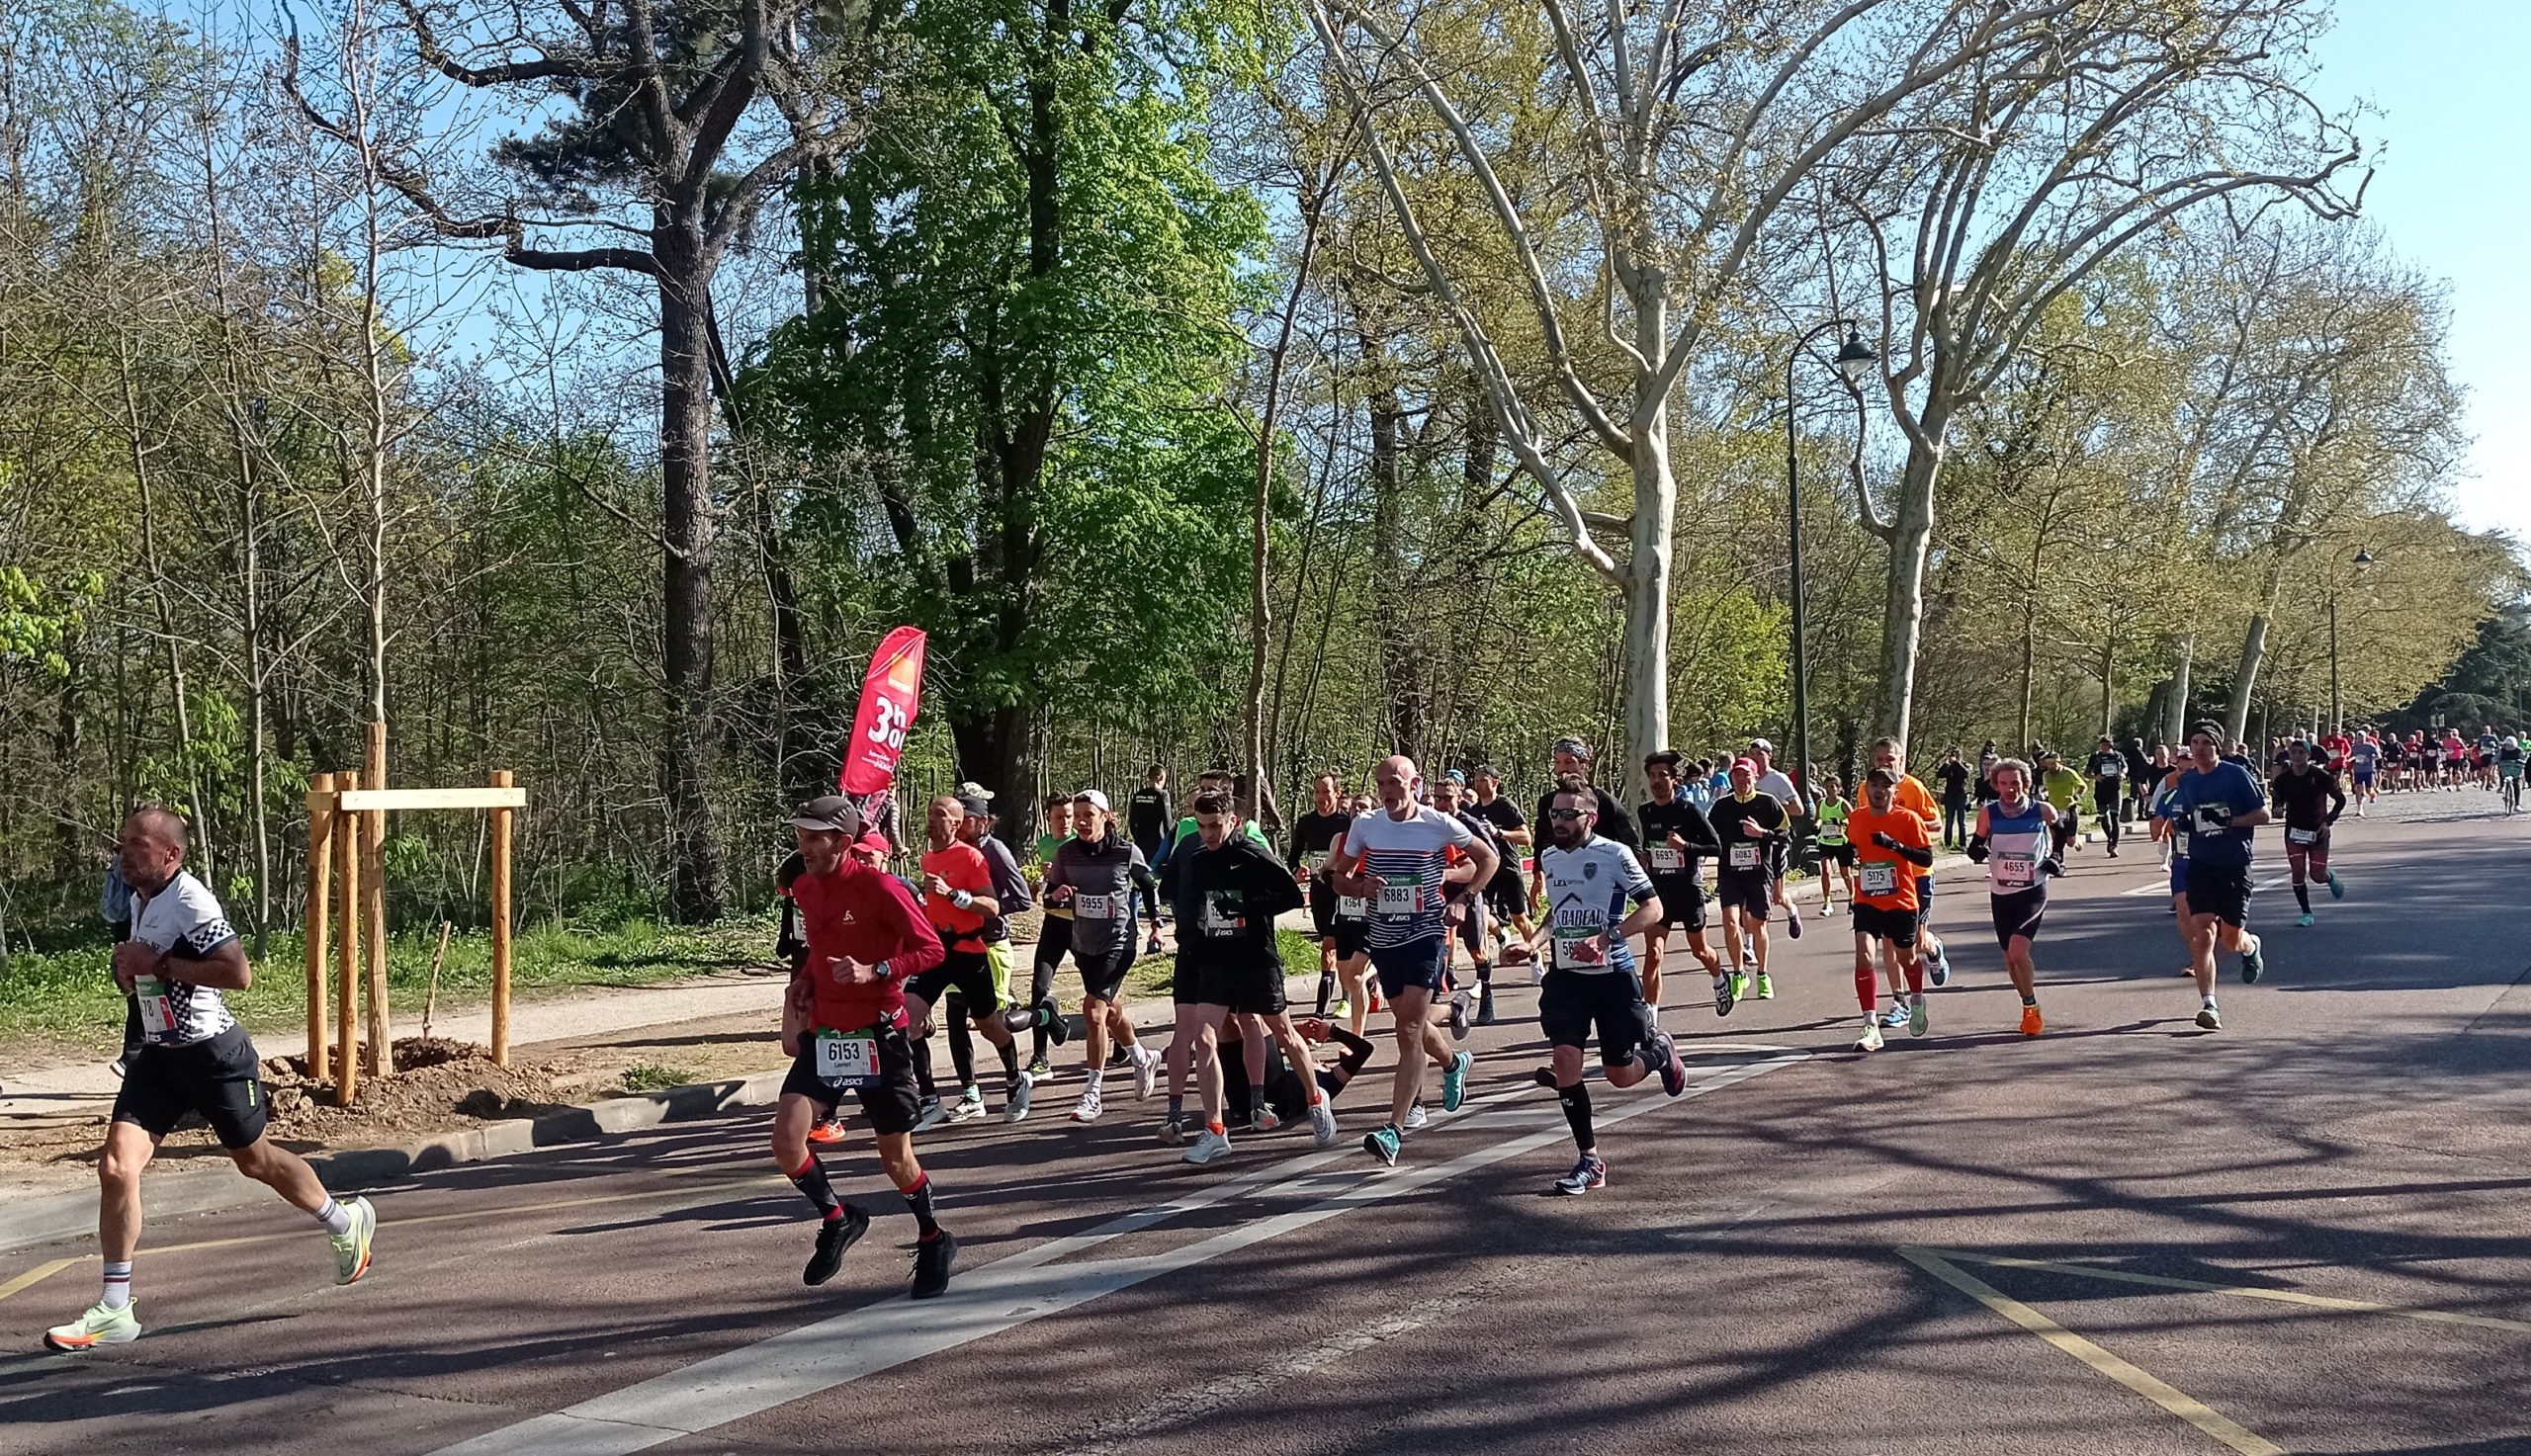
[40,718,2525,1348]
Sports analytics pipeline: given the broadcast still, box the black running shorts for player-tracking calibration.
[907,949,1001,1018]
[2183,862,2253,928]
[1538,968,1650,1067]
[1988,888,2047,947]
[1714,873,1772,920]
[1851,902,1919,949]
[780,1025,922,1135]
[111,1025,269,1150]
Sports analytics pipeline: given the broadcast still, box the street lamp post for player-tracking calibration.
[2328,546,2375,735]
[1785,320,1876,813]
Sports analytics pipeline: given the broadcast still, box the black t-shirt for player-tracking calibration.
[1288,811,1353,879]
[1635,797,1721,886]
[1126,786,1172,845]
[2268,767,2344,832]
[1936,761,1971,804]
[1534,785,1636,848]
[2086,750,2127,784]
[1171,836,1306,970]
[1705,794,1788,878]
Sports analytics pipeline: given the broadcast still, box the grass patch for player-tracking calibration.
[1115,929,1323,1005]
[619,1061,697,1094]
[0,912,778,1050]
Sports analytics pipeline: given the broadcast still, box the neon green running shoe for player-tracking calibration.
[44,1301,139,1352]
[1908,997,1929,1038]
[1753,973,1775,1000]
[330,1195,377,1285]
[1727,972,1750,1003]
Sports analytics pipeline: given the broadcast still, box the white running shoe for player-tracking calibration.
[1309,1098,1338,1148]
[1004,1071,1035,1124]
[1402,1102,1430,1132]
[1130,1046,1159,1101]
[1070,1086,1103,1123]
[1182,1128,1233,1165]
[1854,1022,1884,1052]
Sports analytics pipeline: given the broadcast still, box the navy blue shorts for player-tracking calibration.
[1366,937,1448,1000]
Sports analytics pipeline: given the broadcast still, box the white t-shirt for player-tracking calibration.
[1753,769,1800,812]
[1345,806,1474,949]
[129,870,241,1047]
[1535,836,1655,975]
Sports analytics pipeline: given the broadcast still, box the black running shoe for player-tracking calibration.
[805,1205,869,1286]
[911,1229,958,1299]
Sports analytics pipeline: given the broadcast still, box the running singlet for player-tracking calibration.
[1846,805,1926,911]
[1634,796,1718,881]
[2160,762,2264,871]
[917,841,993,949]
[127,870,242,1048]
[1345,806,1474,949]
[1814,800,1850,847]
[1984,800,2049,894]
[1534,836,1655,975]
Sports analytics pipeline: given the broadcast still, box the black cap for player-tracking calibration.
[789,795,861,835]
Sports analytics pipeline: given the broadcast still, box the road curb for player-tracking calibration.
[0,1069,790,1257]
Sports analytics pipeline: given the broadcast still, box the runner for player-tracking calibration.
[770,796,958,1298]
[1635,750,1724,1016]
[2501,733,2525,813]
[1166,791,1337,1161]
[1866,737,1954,989]
[1430,776,1504,1033]
[948,786,1064,1123]
[1845,769,1936,1052]
[2476,727,2501,792]
[1745,738,1805,938]
[1705,757,1790,1005]
[2085,735,2128,857]
[1037,791,1163,1122]
[1216,1015,1377,1125]
[1469,765,1536,1017]
[910,795,1031,1127]
[1127,765,1173,955]
[2161,722,2272,1030]
[2039,750,2085,859]
[2269,741,2347,927]
[1288,773,1358,1019]
[2125,736,2154,823]
[1965,758,2059,1036]
[1332,754,1495,1166]
[44,808,379,1352]
[2349,730,2380,814]
[1530,776,1687,1193]
[1809,776,1856,915]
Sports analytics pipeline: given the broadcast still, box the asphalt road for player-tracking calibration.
[5,790,2526,1456]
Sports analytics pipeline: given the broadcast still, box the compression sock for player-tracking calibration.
[1249,1088,1268,1124]
[910,1036,937,1101]
[999,1040,1020,1083]
[787,1155,844,1221]
[1315,968,1335,1015]
[1853,962,1878,1014]
[1903,958,1926,994]
[2294,881,2312,913]
[1557,1080,1595,1155]
[100,1261,132,1311]
[1168,1093,1185,1122]
[310,1196,354,1236]
[898,1172,941,1240]
[946,1017,976,1089]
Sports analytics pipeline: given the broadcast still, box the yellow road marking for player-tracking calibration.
[1922,1247,2531,1335]
[1898,1246,2287,1456]
[0,1164,777,1306]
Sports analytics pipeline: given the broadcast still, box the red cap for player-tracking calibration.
[1731,757,1760,775]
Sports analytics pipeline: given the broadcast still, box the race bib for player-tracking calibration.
[1338,896,1367,918]
[134,976,174,1039]
[2192,804,2231,834]
[1991,852,2037,892]
[2287,827,2316,846]
[1859,861,1897,897]
[1201,890,1247,936]
[1304,851,1331,875]
[1646,846,1684,873]
[812,1029,880,1087]
[1076,892,1120,920]
[1376,874,1426,916]
[1727,843,1760,870]
[1551,910,1610,970]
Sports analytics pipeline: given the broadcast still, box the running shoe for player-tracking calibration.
[2019,1003,2044,1037]
[330,1195,377,1285]
[1403,1102,1430,1131]
[1130,1045,1159,1100]
[1854,1022,1884,1053]
[1254,1101,1281,1134]
[1448,988,1472,1041]
[1711,975,1735,1018]
[2297,912,2314,927]
[1158,1113,1186,1147]
[1329,996,1352,1020]
[1552,1155,1607,1196]
[1362,1123,1401,1166]
[804,1205,869,1286]
[2239,934,2265,985]
[2195,1003,2222,1031]
[1026,1055,1053,1080]
[913,1096,948,1132]
[808,1117,847,1146]
[1107,1047,1133,1071]
[1367,991,1385,1015]
[1040,1001,1072,1046]
[1645,1029,1687,1097]
[1440,1051,1473,1112]
[1309,1098,1338,1149]
[911,1230,958,1300]
[44,1301,140,1352]
[1004,1071,1035,1124]
[1929,940,1953,986]
[945,1087,986,1123]
[1879,1005,1909,1029]
[1787,904,1803,940]
[1753,973,1775,1000]
[1182,1128,1233,1165]
[1907,997,1929,1039]
[2326,870,2344,900]
[1727,971,1750,1004]
[1070,1086,1103,1123]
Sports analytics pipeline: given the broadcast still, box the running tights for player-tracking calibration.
[1558,1079,1595,1154]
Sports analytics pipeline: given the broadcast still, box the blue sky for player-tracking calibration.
[2312,1,2531,545]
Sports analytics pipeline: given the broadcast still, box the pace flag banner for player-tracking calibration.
[840,626,925,795]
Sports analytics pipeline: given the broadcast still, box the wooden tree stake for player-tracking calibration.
[363,720,391,1077]
[333,770,361,1106]
[489,769,515,1067]
[304,772,334,1081]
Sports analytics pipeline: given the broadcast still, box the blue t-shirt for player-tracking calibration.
[2160,761,2264,871]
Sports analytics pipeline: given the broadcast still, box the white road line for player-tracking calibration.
[425,1056,1803,1456]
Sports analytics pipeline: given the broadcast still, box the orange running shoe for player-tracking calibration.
[2019,1003,2045,1037]
[807,1117,847,1145]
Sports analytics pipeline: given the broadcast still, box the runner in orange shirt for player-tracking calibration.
[1846,769,1937,1052]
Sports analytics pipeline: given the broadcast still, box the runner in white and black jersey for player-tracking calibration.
[46,808,378,1352]
[1331,755,1497,1166]
[1633,749,1723,1020]
[1966,758,2060,1038]
[1529,777,1687,1195]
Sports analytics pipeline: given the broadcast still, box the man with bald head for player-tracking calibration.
[1332,755,1498,1166]
[45,807,378,1352]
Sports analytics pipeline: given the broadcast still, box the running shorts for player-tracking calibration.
[1537,967,1651,1067]
[2183,861,2253,928]
[779,1025,923,1135]
[1851,902,1919,949]
[112,1025,268,1149]
[1989,888,2047,947]
[2092,783,2121,816]
[907,948,1001,1018]
[2352,769,2376,788]
[1076,942,1136,1003]
[1649,876,1706,931]
[1192,955,1287,1016]
[2283,826,2330,865]
[984,940,1015,1005]
[1366,937,1448,999]
[1817,842,1856,869]
[1714,873,1772,920]
[1484,870,1527,921]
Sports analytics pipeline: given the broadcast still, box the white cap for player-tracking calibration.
[1073,789,1111,813]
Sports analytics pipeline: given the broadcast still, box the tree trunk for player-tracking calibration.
[1366,375,1421,759]
[2100,633,2115,739]
[1617,413,1674,799]
[2165,632,2194,743]
[658,253,725,922]
[2016,601,2036,750]
[1245,193,1321,823]
[2226,612,2270,745]
[1873,426,1947,747]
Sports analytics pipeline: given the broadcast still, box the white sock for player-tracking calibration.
[312,1197,353,1236]
[1090,1068,1107,1092]
[100,1260,132,1311]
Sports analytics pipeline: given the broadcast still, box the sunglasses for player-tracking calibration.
[1548,809,1589,821]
